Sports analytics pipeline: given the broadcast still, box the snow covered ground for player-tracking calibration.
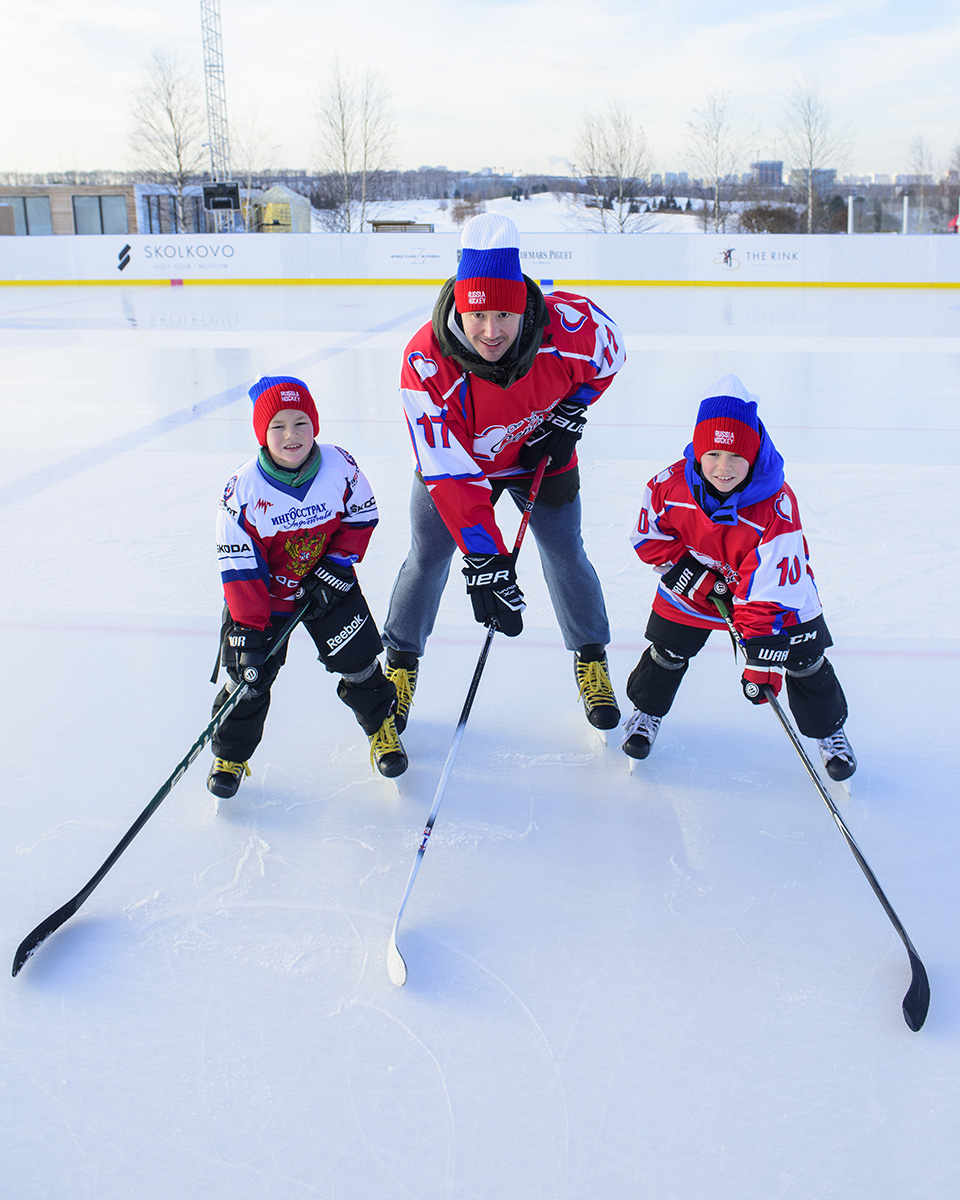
[1,277,958,1199]
[313,190,701,233]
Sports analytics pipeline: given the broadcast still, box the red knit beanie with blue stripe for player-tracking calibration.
[454,213,527,314]
[249,376,320,447]
[692,376,762,465]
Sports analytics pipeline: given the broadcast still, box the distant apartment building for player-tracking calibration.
[750,161,783,188]
[788,168,837,194]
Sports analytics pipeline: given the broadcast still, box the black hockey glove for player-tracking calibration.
[461,553,525,637]
[740,633,789,704]
[518,400,588,470]
[222,624,270,694]
[297,556,357,619]
[661,555,729,606]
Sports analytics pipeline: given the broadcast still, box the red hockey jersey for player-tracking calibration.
[630,459,823,641]
[216,445,378,630]
[400,289,625,555]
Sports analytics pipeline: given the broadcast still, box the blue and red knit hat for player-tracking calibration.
[692,375,762,465]
[454,213,527,314]
[249,376,320,447]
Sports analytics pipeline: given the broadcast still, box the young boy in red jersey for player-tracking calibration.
[622,375,856,781]
[208,375,404,799]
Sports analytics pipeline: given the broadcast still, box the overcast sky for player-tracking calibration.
[4,0,958,179]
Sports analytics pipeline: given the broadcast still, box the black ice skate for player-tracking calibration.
[574,645,621,731]
[620,710,662,760]
[207,757,251,799]
[369,714,408,778]
[816,728,857,782]
[385,652,419,734]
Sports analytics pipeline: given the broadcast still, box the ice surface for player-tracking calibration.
[1,279,958,1199]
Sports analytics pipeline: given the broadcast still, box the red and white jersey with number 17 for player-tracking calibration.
[400,291,625,555]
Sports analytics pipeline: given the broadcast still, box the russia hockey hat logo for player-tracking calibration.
[692,376,762,464]
[249,375,320,447]
[454,213,527,315]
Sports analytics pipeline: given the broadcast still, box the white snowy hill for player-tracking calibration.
[313,189,701,233]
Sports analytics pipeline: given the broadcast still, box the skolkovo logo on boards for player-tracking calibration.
[116,241,238,272]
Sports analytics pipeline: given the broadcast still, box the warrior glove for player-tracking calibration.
[518,400,588,470]
[462,553,525,637]
[740,633,790,704]
[661,555,729,606]
[298,556,357,619]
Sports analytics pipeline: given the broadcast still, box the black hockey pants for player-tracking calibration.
[625,611,848,740]
[211,586,396,763]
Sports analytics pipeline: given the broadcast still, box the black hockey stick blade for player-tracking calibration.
[13,897,84,976]
[12,603,309,978]
[710,597,930,1031]
[902,948,931,1032]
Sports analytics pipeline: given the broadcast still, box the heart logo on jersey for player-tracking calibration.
[408,352,438,380]
[555,302,587,333]
[774,492,794,523]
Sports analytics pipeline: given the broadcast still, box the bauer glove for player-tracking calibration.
[518,400,588,470]
[740,633,789,704]
[461,553,525,637]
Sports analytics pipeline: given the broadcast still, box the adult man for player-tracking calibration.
[382,212,626,737]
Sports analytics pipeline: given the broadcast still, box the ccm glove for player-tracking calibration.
[661,555,729,606]
[461,553,525,637]
[518,400,588,470]
[297,556,356,619]
[222,624,270,693]
[740,633,790,704]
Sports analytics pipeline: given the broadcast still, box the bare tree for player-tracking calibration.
[315,60,395,232]
[780,76,850,234]
[908,136,936,232]
[686,93,751,233]
[572,100,651,232]
[230,111,281,231]
[129,49,207,232]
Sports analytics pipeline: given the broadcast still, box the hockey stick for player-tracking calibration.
[12,602,310,977]
[713,597,929,1031]
[387,458,548,986]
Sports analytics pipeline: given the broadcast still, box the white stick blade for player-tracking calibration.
[386,937,407,986]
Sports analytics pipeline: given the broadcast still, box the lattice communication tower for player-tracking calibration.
[200,0,232,185]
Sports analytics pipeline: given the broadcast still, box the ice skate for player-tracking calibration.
[574,646,620,742]
[817,728,857,783]
[207,757,251,805]
[621,710,661,767]
[369,714,408,780]
[385,653,419,734]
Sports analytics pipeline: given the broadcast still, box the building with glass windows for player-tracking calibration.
[0,184,238,236]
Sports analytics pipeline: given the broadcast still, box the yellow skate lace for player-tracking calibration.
[575,657,616,710]
[386,663,418,723]
[211,758,251,781]
[369,717,402,768]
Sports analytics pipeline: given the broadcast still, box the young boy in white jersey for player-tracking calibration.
[208,375,405,799]
[622,375,856,781]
